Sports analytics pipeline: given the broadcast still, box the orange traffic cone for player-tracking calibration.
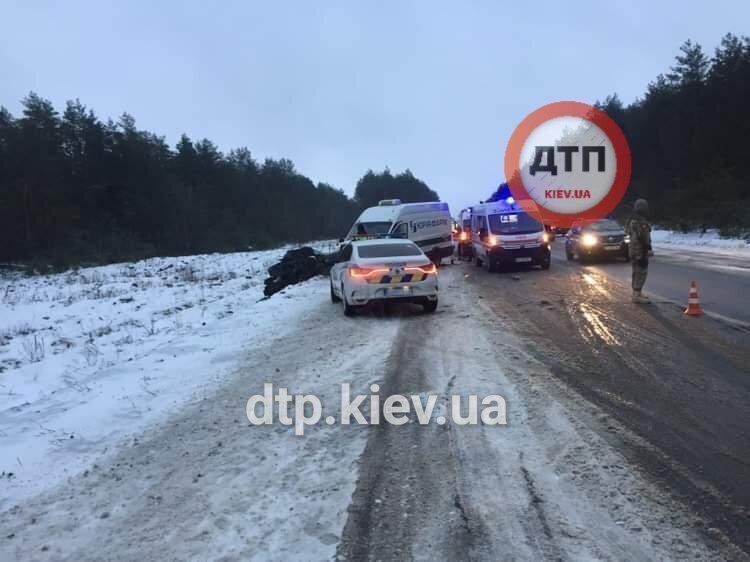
[684,281,704,316]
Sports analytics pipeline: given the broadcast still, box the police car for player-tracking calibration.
[330,238,438,316]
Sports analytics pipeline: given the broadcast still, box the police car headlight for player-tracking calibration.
[581,233,598,247]
[541,232,550,243]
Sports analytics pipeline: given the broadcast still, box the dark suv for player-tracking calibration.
[565,219,629,263]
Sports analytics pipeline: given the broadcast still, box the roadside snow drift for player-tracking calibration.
[0,242,337,507]
[651,229,750,256]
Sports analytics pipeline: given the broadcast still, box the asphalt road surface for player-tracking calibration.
[337,265,746,561]
[557,241,750,325]
[458,244,750,556]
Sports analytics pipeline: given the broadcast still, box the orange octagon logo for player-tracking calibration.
[504,101,631,229]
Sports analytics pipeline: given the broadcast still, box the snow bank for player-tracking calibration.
[651,229,750,257]
[0,242,337,507]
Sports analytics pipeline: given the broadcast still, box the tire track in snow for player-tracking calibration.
[337,313,486,561]
[340,264,731,560]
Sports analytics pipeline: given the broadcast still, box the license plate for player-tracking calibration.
[515,257,532,263]
[387,286,409,296]
[604,245,620,250]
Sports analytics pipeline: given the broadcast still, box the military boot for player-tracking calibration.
[632,290,650,304]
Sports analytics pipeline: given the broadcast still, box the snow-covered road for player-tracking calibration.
[338,269,724,561]
[2,250,741,560]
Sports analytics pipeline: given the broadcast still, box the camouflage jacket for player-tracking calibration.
[626,214,652,261]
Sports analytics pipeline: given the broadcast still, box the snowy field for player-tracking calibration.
[651,228,750,257]
[0,242,337,507]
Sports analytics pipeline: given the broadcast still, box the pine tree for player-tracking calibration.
[668,40,709,86]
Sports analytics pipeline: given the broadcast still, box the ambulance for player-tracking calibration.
[471,195,551,272]
[456,207,474,259]
[345,200,453,265]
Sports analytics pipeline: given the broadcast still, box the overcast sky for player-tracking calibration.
[2,1,747,214]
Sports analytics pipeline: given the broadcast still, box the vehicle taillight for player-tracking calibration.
[348,266,388,278]
[406,263,437,275]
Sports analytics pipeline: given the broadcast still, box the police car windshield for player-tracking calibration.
[588,219,622,232]
[357,244,422,258]
[488,213,543,235]
[356,221,392,236]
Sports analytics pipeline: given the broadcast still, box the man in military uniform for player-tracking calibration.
[626,198,654,303]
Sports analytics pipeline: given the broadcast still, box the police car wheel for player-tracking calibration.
[422,299,438,313]
[342,284,357,316]
[330,280,341,302]
[487,258,498,273]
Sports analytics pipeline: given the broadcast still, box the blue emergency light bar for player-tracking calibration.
[487,182,513,203]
